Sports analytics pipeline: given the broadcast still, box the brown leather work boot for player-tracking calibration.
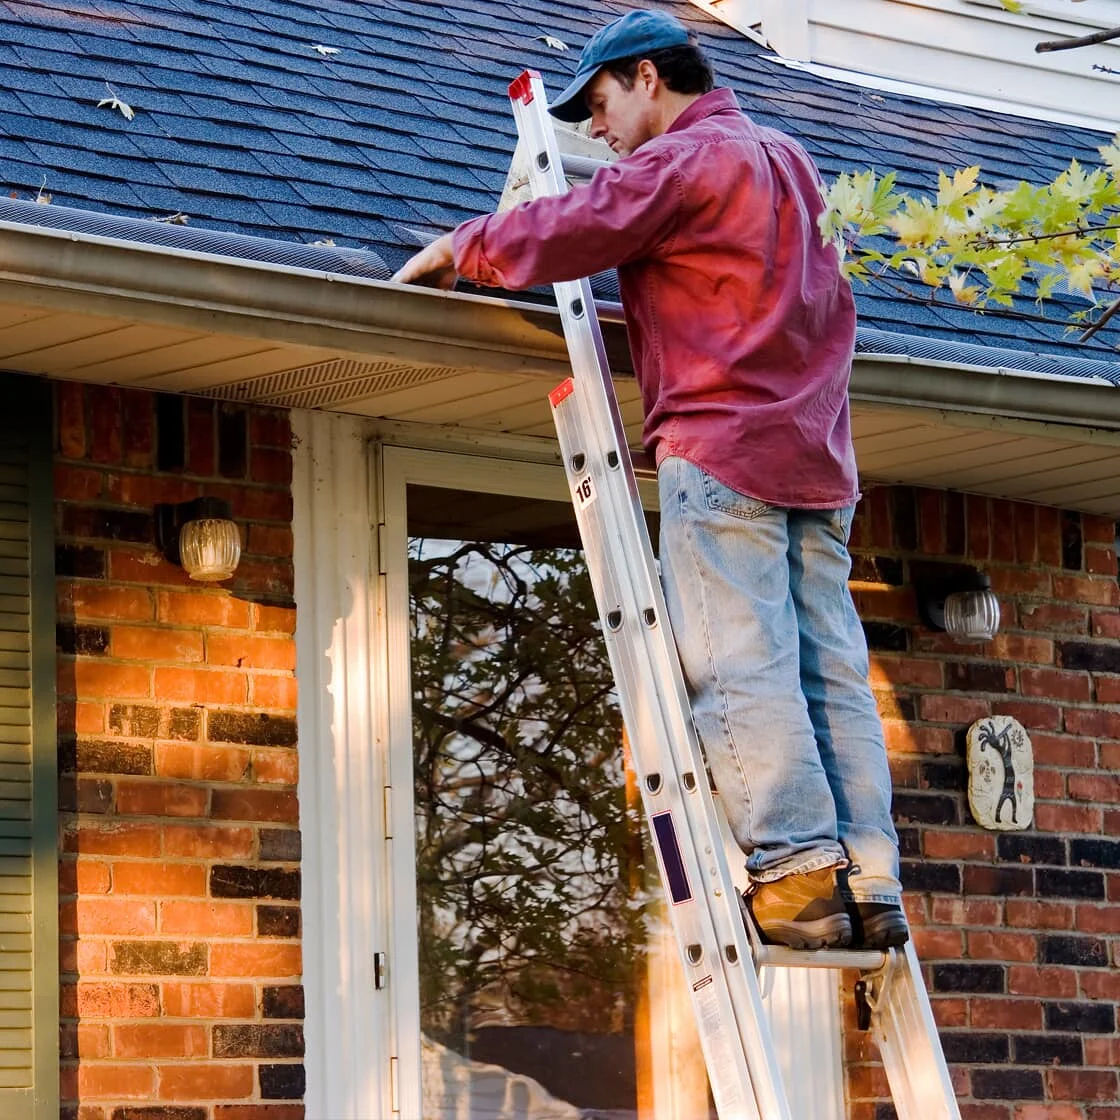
[746,866,852,950]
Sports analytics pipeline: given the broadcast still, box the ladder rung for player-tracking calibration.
[560,152,611,178]
[755,945,888,973]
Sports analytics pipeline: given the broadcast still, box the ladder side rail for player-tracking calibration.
[874,946,962,1120]
[510,70,792,1120]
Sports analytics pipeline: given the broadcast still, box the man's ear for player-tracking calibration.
[636,58,660,96]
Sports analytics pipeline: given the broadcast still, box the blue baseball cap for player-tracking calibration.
[549,10,692,122]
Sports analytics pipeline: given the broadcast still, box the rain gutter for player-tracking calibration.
[2,218,1119,433]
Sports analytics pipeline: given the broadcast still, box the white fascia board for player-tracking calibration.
[768,54,1118,134]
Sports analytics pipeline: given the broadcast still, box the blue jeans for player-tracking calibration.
[657,457,901,905]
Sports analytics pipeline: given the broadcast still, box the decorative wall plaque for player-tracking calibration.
[967,715,1033,831]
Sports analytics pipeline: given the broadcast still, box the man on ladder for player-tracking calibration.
[394,7,908,953]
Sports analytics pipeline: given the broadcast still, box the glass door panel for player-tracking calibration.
[407,483,708,1120]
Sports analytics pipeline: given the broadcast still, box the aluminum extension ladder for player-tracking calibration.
[507,68,961,1120]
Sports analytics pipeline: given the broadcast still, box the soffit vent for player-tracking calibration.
[200,358,461,409]
[0,196,392,280]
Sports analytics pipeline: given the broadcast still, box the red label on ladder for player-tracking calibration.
[508,70,540,105]
[549,378,575,407]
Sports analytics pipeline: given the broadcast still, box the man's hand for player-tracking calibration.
[391,233,457,289]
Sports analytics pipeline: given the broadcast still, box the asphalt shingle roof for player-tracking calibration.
[0,0,1117,363]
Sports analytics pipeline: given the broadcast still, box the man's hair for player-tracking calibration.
[604,42,715,96]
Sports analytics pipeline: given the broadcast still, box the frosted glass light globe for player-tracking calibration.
[179,517,241,581]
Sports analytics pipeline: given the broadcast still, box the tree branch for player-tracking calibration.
[1036,25,1120,52]
[1077,295,1120,342]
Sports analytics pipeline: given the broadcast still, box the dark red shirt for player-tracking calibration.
[452,88,859,508]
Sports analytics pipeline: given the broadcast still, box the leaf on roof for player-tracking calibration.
[310,238,337,246]
[998,0,1023,11]
[35,176,51,205]
[310,44,341,56]
[153,212,190,224]
[537,35,569,51]
[96,82,135,121]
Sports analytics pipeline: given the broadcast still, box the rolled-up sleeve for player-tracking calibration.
[452,147,682,290]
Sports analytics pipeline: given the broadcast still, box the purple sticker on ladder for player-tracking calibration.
[652,811,692,904]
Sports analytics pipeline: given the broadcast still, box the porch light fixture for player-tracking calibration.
[156,497,241,582]
[915,563,1001,643]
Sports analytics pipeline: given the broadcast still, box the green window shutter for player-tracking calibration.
[0,374,57,1117]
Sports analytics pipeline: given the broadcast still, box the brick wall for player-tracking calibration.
[54,382,304,1120]
[847,486,1120,1120]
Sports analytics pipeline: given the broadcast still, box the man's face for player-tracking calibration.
[584,68,657,157]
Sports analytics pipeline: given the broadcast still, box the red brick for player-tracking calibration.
[966,493,991,560]
[88,386,123,464]
[157,589,252,628]
[1069,772,1120,803]
[214,1108,305,1120]
[971,998,1042,1029]
[64,823,161,857]
[1019,602,1087,634]
[931,996,969,1028]
[250,674,298,710]
[990,700,1061,731]
[1020,667,1092,702]
[924,830,995,861]
[1034,803,1103,834]
[186,397,216,475]
[1100,742,1120,769]
[69,898,156,936]
[58,380,87,458]
[161,981,255,1019]
[1080,970,1120,1000]
[959,1105,1010,1120]
[207,633,295,671]
[247,522,293,557]
[211,788,298,824]
[75,982,160,1018]
[1092,611,1120,639]
[103,471,201,508]
[161,824,253,859]
[869,655,945,689]
[1035,506,1063,568]
[988,568,1052,597]
[121,388,154,468]
[919,694,991,724]
[1085,544,1117,576]
[1096,676,1120,704]
[158,1063,254,1101]
[73,701,106,735]
[1004,900,1074,930]
[153,667,248,705]
[917,489,945,554]
[228,557,294,600]
[1075,904,1120,934]
[1064,707,1120,739]
[249,447,292,486]
[112,625,204,663]
[74,940,109,975]
[853,586,918,622]
[1047,1069,1118,1102]
[69,661,150,700]
[55,464,104,501]
[883,721,955,755]
[155,743,251,782]
[113,1022,209,1059]
[987,634,1054,664]
[111,861,207,897]
[1034,769,1066,799]
[70,858,112,895]
[1031,733,1098,768]
[968,932,1038,963]
[912,928,964,959]
[253,603,297,635]
[1054,575,1120,607]
[71,1023,111,1060]
[252,748,299,786]
[1084,1037,1120,1067]
[210,941,301,977]
[218,484,292,522]
[930,898,1002,927]
[1084,516,1117,544]
[888,756,920,787]
[1016,1107,1088,1120]
[61,583,154,623]
[249,409,292,449]
[1008,965,1078,997]
[116,780,209,818]
[109,547,193,587]
[160,900,254,937]
[78,1062,154,1100]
